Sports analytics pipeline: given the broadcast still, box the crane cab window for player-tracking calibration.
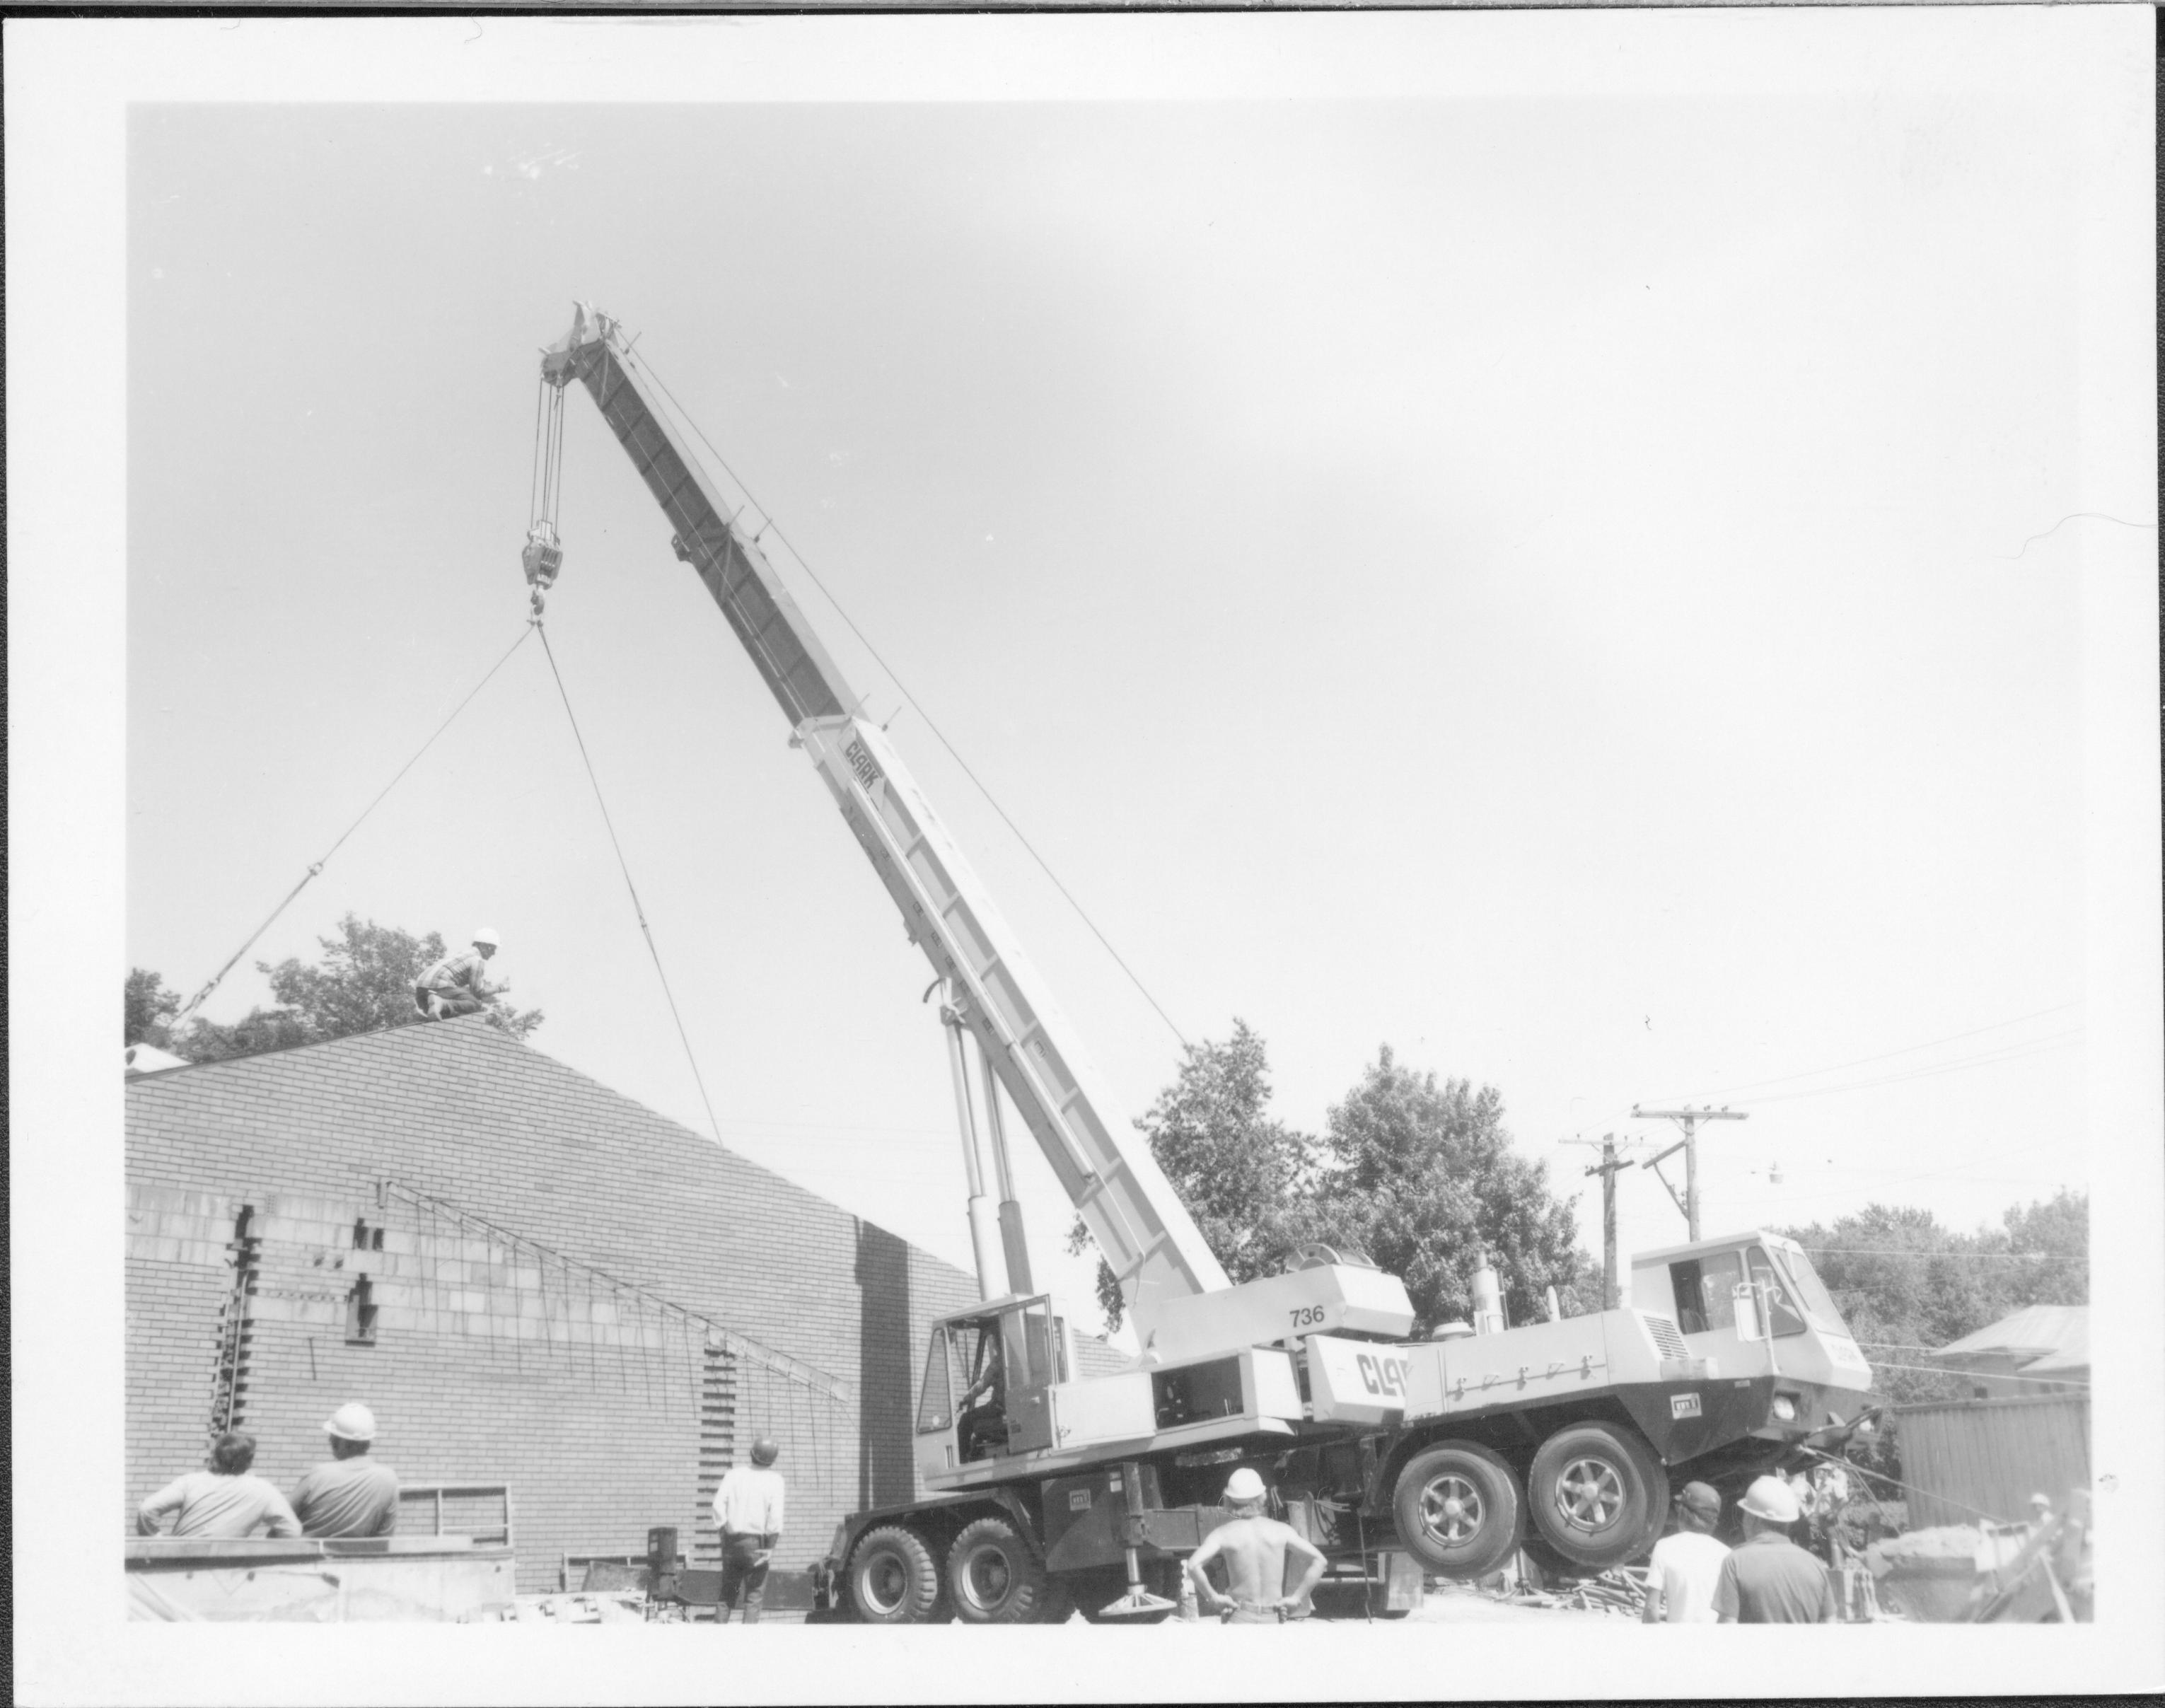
[1666,1248,1743,1335]
[1000,1299,1068,1391]
[1747,1245,1808,1338]
[917,1326,960,1435]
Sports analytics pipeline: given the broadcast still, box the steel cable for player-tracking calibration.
[533,618,727,1149]
[175,622,537,1024]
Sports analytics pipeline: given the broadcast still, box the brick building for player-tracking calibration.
[124,1016,986,1594]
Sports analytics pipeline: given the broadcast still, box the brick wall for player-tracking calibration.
[125,1020,980,1593]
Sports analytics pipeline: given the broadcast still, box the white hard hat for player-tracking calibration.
[323,1401,377,1442]
[1225,1468,1267,1504]
[2029,1492,2053,1509]
[471,926,501,948]
[1739,1475,1801,1525]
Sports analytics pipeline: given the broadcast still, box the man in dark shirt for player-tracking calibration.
[291,1402,400,1538]
[1714,1475,1839,1623]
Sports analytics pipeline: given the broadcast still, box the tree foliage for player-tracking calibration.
[1299,1047,1590,1332]
[125,968,184,1047]
[1775,1192,2088,1484]
[1776,1192,2088,1407]
[127,914,544,1063]
[1074,1027,1588,1335]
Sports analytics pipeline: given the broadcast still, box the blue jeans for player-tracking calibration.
[718,1535,770,1623]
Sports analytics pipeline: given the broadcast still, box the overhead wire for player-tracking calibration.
[1639,1003,2084,1108]
[534,617,727,1149]
[174,622,538,1023]
[631,347,1193,1055]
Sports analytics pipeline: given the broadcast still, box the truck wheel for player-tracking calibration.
[848,1526,942,1625]
[948,1516,1051,1625]
[1391,1441,1523,1579]
[1526,1423,1664,1572]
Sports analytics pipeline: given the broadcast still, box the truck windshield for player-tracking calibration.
[1766,1244,1846,1334]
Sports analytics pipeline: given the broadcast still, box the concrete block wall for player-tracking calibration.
[125,1021,980,1591]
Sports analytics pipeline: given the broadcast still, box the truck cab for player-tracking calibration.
[1628,1228,1876,1429]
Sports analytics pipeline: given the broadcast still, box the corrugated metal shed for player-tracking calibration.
[1894,1394,2090,1528]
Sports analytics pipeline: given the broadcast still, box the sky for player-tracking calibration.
[14,11,2159,1704]
[121,69,2128,1342]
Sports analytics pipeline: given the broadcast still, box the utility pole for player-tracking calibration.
[1632,1105,1748,1241]
[1566,1134,1632,1309]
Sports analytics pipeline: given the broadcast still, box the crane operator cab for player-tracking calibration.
[917,1297,1071,1476]
[1627,1230,1878,1443]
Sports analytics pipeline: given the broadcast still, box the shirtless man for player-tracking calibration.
[1182,1468,1328,1624]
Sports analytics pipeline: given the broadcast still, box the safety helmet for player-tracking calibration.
[1224,1468,1267,1505]
[323,1401,378,1443]
[1739,1475,1800,1525]
[471,926,501,948]
[750,1436,779,1467]
[1676,1482,1722,1519]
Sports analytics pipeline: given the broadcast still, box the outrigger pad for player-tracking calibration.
[1096,1587,1178,1618]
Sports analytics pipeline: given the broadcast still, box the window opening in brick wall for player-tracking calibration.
[346,1274,378,1346]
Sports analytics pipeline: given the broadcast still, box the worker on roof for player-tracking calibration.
[414,928,504,1021]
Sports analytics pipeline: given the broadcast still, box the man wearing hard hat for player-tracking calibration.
[1711,1475,1838,1623]
[291,1402,400,1539]
[1181,1468,1328,1625]
[712,1437,784,1625]
[414,928,506,1021]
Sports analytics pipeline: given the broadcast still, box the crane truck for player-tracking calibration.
[528,304,1880,1624]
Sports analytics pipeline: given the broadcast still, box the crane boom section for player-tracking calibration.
[798,716,1231,1317]
[543,307,1230,1320]
[542,307,853,728]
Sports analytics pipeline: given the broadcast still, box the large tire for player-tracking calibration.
[1526,1423,1666,1572]
[848,1525,943,1625]
[1391,1440,1523,1580]
[947,1515,1052,1625]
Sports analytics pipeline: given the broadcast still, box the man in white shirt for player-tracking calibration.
[1642,1481,1729,1623]
[137,1431,301,1540]
[711,1436,784,1624]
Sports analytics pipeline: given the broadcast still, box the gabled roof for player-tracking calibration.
[2016,1314,2089,1375]
[1933,1303,2088,1362]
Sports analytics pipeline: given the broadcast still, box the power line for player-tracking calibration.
[1644,1002,2082,1105]
[175,622,536,1023]
[1742,1032,2082,1105]
[632,347,1192,1055]
[535,618,726,1149]
[1862,1356,2087,1391]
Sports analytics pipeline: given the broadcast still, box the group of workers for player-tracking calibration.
[1642,1475,1845,1623]
[136,1402,397,1542]
[1178,1462,1872,1627]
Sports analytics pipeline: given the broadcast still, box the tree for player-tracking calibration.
[144,914,544,1064]
[1072,1030,1590,1337]
[125,968,183,1047]
[1069,1021,1317,1330]
[1776,1193,2089,1487]
[1298,1047,1590,1334]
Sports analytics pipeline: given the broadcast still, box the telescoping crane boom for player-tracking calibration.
[532,303,1412,1359]
[530,306,1879,1625]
